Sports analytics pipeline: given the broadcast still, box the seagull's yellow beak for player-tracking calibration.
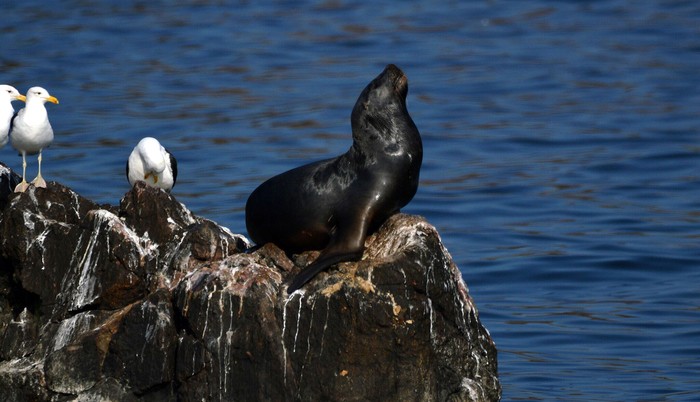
[17,95,26,102]
[47,96,59,104]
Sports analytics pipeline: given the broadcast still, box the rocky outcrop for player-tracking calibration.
[0,163,500,401]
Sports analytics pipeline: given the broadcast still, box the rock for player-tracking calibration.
[0,162,22,211]
[0,164,500,401]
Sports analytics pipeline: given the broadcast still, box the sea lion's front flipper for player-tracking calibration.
[287,214,369,293]
[287,250,359,293]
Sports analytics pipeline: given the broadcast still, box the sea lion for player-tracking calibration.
[245,64,422,293]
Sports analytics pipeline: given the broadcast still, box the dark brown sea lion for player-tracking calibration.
[245,64,423,293]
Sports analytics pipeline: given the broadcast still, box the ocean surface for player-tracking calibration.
[2,1,699,400]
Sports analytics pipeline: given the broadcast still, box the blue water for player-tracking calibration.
[3,1,700,400]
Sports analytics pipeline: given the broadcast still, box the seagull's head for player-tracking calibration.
[26,86,59,105]
[0,85,26,102]
[137,137,167,176]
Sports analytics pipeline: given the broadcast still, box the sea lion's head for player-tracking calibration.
[351,64,416,147]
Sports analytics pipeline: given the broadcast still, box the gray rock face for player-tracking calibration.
[0,166,500,401]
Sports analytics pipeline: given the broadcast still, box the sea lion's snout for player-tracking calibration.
[382,64,408,96]
[396,74,408,92]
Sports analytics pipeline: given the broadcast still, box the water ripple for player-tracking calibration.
[3,0,700,400]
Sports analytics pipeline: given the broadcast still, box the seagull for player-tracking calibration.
[10,86,59,192]
[126,137,178,192]
[0,85,26,148]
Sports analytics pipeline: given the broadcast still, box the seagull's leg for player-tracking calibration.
[14,152,30,193]
[32,150,47,188]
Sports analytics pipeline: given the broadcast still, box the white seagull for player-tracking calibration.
[10,86,59,192]
[126,137,178,192]
[0,85,26,148]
